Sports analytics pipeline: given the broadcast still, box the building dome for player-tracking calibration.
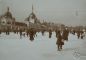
[30,12,36,19]
[4,7,12,19]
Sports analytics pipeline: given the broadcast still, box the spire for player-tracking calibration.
[32,4,34,13]
[7,6,9,12]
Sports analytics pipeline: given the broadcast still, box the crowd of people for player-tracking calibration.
[55,28,85,51]
[0,27,86,51]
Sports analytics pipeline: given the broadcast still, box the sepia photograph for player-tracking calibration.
[0,0,86,60]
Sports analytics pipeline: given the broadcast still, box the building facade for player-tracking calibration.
[0,7,15,31]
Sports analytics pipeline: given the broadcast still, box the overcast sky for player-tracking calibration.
[0,0,86,26]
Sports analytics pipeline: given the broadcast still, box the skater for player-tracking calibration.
[62,28,69,41]
[76,30,80,39]
[56,30,64,51]
[48,28,52,38]
[28,28,36,41]
[81,31,85,39]
[19,29,22,39]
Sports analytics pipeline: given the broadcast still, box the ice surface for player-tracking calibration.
[0,32,86,60]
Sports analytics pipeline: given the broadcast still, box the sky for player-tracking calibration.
[0,0,86,26]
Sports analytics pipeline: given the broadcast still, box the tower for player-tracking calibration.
[25,4,40,28]
[7,7,9,12]
[26,4,39,24]
[32,4,34,13]
[4,7,12,19]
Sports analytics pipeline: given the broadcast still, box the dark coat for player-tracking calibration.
[56,33,64,45]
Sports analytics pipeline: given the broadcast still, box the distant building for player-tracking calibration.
[14,22,27,31]
[0,7,15,30]
[0,7,27,31]
[25,5,41,29]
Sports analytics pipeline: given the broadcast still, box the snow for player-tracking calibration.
[0,32,86,60]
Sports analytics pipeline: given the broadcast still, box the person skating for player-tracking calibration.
[62,28,69,41]
[19,29,22,39]
[49,28,52,38]
[28,28,36,41]
[76,30,80,39]
[56,30,64,51]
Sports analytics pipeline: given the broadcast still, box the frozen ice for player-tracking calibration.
[0,32,86,60]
